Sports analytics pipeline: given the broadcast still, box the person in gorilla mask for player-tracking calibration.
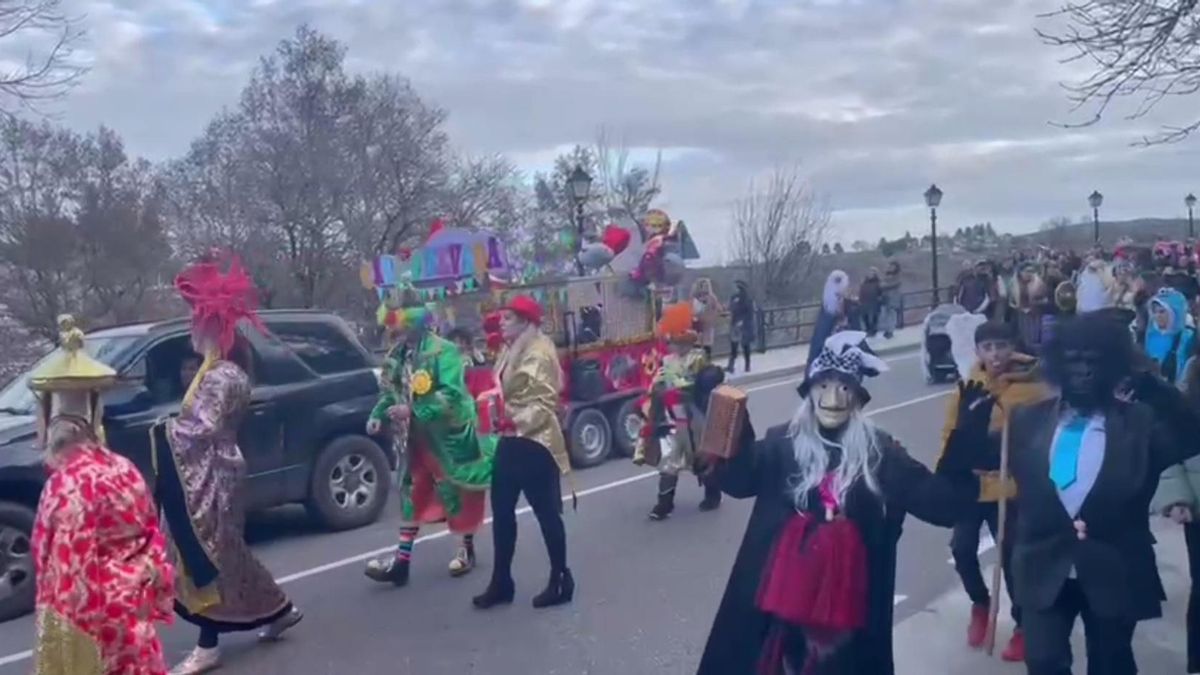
[1007,312,1200,675]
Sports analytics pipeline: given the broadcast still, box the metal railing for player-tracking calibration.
[710,286,953,357]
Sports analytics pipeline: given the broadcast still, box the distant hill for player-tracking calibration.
[1022,217,1194,249]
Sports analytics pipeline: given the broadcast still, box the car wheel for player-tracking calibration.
[306,436,391,531]
[568,408,612,468]
[0,501,36,622]
[610,398,643,458]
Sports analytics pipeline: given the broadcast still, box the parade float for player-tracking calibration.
[361,210,696,468]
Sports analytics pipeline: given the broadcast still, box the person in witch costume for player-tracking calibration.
[697,331,986,675]
[364,292,495,586]
[636,302,722,519]
[155,255,302,675]
[472,295,575,609]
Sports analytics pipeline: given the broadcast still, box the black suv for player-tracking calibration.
[0,310,391,622]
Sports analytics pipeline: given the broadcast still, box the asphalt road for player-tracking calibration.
[0,349,974,674]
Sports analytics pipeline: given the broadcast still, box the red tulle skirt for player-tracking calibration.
[755,512,869,673]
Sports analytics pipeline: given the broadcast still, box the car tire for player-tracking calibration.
[568,408,612,468]
[306,436,391,532]
[610,398,643,458]
[0,500,36,623]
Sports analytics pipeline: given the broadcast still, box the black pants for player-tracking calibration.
[489,437,567,582]
[1187,521,1200,673]
[727,341,751,371]
[863,304,879,334]
[1024,579,1137,675]
[950,501,1021,625]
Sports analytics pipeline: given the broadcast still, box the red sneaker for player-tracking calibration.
[1001,629,1025,662]
[967,604,989,648]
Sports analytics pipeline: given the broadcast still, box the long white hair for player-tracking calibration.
[787,395,882,510]
[823,270,849,314]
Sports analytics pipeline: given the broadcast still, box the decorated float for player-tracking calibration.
[361,210,697,468]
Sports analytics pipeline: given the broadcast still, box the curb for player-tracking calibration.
[727,339,921,388]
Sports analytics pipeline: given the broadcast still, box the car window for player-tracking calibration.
[270,321,368,375]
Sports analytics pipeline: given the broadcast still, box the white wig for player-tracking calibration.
[787,394,883,510]
[823,270,850,314]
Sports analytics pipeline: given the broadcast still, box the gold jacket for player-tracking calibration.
[497,330,570,474]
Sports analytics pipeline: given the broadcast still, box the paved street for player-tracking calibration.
[0,345,1190,673]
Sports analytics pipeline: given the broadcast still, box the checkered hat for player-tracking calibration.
[797,331,889,404]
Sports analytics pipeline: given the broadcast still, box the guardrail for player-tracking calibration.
[710,286,953,357]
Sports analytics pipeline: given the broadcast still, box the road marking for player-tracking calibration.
[0,385,949,668]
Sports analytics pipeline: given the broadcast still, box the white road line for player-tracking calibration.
[894,595,908,606]
[0,385,948,668]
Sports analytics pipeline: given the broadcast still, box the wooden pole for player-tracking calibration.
[984,414,1011,656]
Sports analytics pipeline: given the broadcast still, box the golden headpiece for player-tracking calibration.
[29,315,118,445]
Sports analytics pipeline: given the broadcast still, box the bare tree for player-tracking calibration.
[728,166,831,303]
[1039,1,1200,144]
[0,0,85,113]
[594,127,661,221]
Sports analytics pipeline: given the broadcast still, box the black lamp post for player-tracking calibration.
[924,184,943,303]
[568,165,593,276]
[1088,190,1104,243]
[1187,193,1197,239]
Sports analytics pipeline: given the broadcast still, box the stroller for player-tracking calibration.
[921,304,970,383]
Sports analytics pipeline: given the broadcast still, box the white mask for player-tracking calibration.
[811,378,856,429]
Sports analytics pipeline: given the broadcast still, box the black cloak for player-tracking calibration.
[697,423,976,675]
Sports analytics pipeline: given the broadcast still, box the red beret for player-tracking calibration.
[503,295,543,325]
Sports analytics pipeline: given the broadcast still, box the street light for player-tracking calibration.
[924,183,943,303]
[1088,190,1104,243]
[568,165,593,275]
[1187,193,1197,239]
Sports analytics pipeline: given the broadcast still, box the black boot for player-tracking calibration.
[364,557,409,587]
[472,576,515,609]
[532,568,575,609]
[699,483,722,511]
[649,475,677,520]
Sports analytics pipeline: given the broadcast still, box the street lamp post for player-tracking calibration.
[924,184,943,303]
[1088,190,1104,244]
[568,165,593,276]
[1187,193,1197,239]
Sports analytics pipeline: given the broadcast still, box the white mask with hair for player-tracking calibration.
[787,395,882,510]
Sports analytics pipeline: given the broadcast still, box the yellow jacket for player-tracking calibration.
[938,354,1051,501]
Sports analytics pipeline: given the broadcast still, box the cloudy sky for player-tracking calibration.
[24,0,1200,261]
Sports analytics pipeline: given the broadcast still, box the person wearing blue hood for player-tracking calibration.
[1145,287,1195,385]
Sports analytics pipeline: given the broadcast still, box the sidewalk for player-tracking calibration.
[893,520,1190,674]
[724,324,926,387]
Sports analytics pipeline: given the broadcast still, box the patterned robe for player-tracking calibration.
[634,347,709,472]
[155,359,291,630]
[33,444,174,675]
[371,334,495,529]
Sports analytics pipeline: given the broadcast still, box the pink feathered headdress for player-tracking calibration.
[174,251,267,358]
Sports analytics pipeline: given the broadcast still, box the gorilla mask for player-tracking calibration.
[1044,312,1134,414]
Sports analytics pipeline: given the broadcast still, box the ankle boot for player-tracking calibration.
[699,483,722,511]
[472,576,515,609]
[649,475,678,520]
[364,557,410,587]
[532,568,575,608]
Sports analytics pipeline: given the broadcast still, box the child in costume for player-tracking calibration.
[365,293,495,586]
[633,303,721,519]
[31,316,175,675]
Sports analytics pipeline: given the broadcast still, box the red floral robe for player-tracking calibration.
[32,444,174,675]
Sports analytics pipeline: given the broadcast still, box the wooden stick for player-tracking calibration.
[984,414,1011,657]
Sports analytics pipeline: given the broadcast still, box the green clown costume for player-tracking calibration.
[365,303,496,586]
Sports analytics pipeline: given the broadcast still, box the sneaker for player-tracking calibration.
[170,647,221,675]
[1001,629,1025,662]
[364,557,410,586]
[258,607,303,642]
[967,603,989,649]
[449,547,475,577]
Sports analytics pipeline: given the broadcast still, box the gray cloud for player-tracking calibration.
[23,0,1200,261]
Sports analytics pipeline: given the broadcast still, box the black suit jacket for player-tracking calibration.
[1008,394,1199,620]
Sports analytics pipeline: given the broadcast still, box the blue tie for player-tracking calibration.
[1050,416,1089,490]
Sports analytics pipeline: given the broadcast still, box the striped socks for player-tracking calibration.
[395,526,419,563]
